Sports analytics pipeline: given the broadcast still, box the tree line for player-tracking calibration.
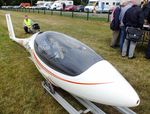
[0,0,88,6]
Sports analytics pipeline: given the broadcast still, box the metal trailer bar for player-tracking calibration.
[113,107,136,114]
[73,96,137,114]
[42,81,81,114]
[73,95,106,114]
[42,81,137,114]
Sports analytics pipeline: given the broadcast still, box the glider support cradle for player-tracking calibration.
[42,81,136,114]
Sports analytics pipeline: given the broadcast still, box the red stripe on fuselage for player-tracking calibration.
[32,50,112,85]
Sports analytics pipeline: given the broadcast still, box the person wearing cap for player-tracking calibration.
[121,1,144,59]
[23,15,33,33]
[119,0,134,52]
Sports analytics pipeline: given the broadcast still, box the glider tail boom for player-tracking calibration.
[5,14,16,40]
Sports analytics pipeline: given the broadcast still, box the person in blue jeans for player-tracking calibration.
[119,0,134,52]
[119,26,126,51]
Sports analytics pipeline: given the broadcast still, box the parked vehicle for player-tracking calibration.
[1,6,13,9]
[36,1,54,9]
[84,0,120,13]
[74,5,85,12]
[50,0,73,10]
[43,2,54,9]
[20,3,31,8]
[84,0,98,12]
[95,0,120,13]
[50,1,63,10]
[64,5,76,11]
[13,6,20,9]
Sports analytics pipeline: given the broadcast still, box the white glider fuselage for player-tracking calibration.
[5,14,140,107]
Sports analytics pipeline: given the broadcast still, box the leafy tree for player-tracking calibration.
[74,0,88,5]
[0,0,4,6]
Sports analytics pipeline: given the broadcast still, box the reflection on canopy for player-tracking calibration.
[34,31,103,76]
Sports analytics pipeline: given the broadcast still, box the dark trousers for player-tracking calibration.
[24,26,29,33]
[146,40,150,58]
[24,26,30,33]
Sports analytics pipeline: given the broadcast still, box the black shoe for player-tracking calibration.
[110,45,118,49]
[145,56,150,59]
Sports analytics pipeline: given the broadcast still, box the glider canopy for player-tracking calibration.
[34,32,103,76]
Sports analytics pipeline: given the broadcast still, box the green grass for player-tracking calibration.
[0,10,150,114]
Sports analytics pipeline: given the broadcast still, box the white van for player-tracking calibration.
[44,2,54,9]
[50,0,73,10]
[95,0,120,13]
[84,0,98,12]
[84,0,120,13]
[36,1,54,9]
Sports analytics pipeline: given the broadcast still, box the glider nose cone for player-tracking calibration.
[114,81,140,107]
[93,60,140,107]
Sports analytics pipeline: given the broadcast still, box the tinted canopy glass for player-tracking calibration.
[34,32,103,76]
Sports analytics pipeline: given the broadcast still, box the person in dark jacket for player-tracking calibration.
[145,40,150,59]
[143,0,150,59]
[121,4,144,59]
[143,0,150,23]
[110,6,121,48]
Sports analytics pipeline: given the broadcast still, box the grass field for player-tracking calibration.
[0,10,149,114]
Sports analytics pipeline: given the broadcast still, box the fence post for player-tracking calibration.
[44,9,46,14]
[38,8,39,14]
[107,10,111,22]
[87,11,89,20]
[72,11,74,18]
[51,10,53,15]
[60,10,62,16]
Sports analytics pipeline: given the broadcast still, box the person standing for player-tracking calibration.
[143,0,150,59]
[119,0,134,52]
[101,2,105,13]
[145,40,150,59]
[62,3,66,10]
[142,0,150,22]
[121,2,144,59]
[110,6,121,48]
[23,15,33,34]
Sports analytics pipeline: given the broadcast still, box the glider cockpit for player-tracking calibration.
[34,32,103,76]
